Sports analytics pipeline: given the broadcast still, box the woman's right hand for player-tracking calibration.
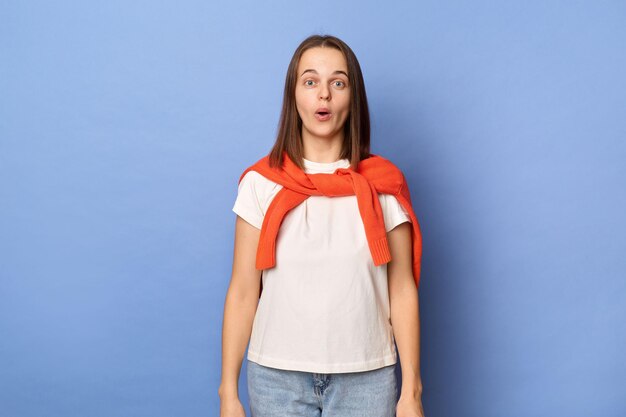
[220,396,246,417]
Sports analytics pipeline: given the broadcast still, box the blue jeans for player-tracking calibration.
[247,359,398,417]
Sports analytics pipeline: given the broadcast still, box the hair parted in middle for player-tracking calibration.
[267,34,372,171]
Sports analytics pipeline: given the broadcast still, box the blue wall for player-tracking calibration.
[1,1,624,416]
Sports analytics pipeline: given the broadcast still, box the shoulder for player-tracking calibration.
[232,169,282,229]
[238,169,281,191]
[236,170,283,208]
[379,193,411,232]
[360,153,407,195]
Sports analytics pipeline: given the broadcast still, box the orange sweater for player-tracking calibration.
[238,150,423,290]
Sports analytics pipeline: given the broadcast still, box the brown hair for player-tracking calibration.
[268,34,372,171]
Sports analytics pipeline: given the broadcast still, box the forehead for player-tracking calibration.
[297,47,348,75]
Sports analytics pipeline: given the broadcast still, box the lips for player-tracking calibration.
[315,107,332,122]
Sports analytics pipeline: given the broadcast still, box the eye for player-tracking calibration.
[304,80,315,86]
[334,80,346,88]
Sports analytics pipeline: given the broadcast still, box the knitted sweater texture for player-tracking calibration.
[237,151,423,290]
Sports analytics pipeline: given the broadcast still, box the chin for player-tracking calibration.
[304,125,334,136]
[312,128,338,137]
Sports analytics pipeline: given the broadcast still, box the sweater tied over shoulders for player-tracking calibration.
[237,150,423,291]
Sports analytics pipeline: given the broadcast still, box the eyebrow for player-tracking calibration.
[300,69,349,78]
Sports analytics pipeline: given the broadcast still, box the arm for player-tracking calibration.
[387,222,425,415]
[219,216,262,403]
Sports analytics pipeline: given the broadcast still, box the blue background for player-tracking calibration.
[1,1,625,416]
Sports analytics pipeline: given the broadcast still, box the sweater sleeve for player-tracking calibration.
[232,170,281,230]
[379,193,411,233]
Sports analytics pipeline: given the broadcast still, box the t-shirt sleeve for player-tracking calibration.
[232,170,280,230]
[380,193,412,233]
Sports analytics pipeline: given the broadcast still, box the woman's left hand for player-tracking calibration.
[396,395,425,417]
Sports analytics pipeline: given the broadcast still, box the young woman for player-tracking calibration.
[219,34,425,417]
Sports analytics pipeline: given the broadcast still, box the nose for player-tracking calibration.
[319,83,330,100]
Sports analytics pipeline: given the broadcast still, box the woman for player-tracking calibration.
[219,34,425,417]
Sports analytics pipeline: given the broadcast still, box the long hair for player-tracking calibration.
[268,34,371,171]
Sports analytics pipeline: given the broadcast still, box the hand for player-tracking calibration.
[220,396,246,417]
[396,394,425,417]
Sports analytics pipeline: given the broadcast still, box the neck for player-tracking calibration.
[301,128,344,163]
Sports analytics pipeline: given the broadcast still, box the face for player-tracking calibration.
[294,47,351,142]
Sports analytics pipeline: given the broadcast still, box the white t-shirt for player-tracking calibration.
[232,156,411,373]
